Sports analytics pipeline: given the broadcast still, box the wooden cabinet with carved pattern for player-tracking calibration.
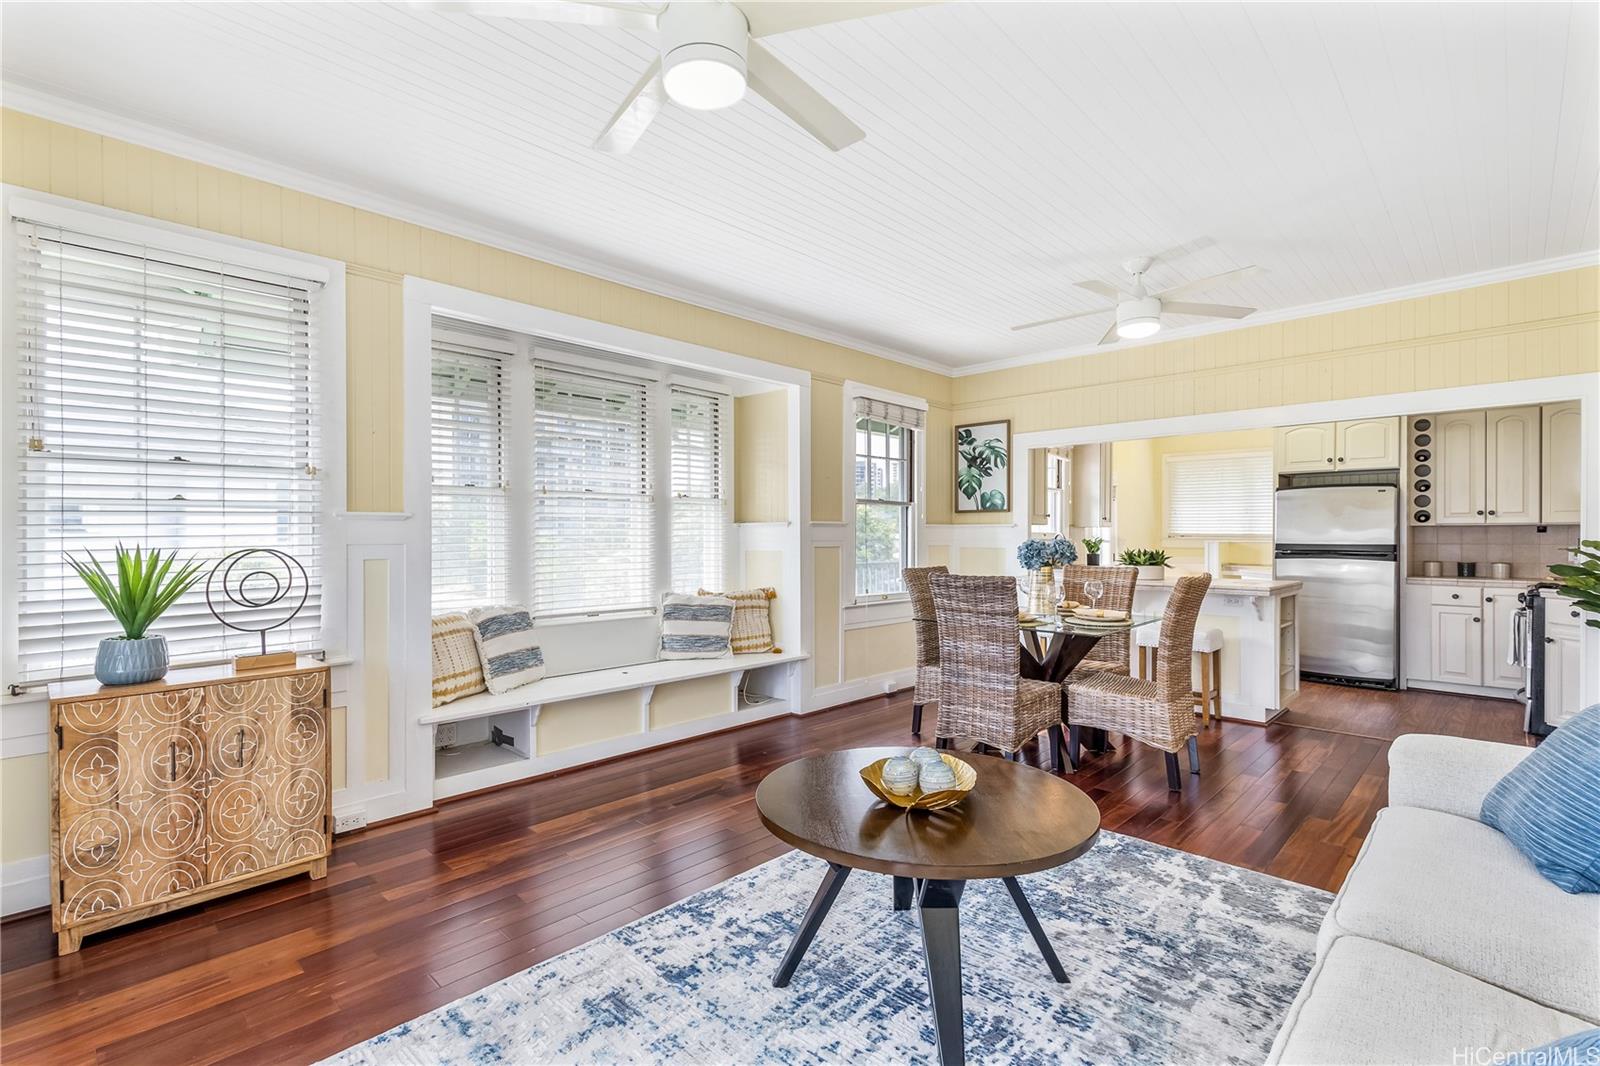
[49,660,331,954]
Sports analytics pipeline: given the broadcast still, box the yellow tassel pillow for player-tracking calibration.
[431,612,487,707]
[698,587,777,654]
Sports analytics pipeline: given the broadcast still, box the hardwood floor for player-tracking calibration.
[0,683,1524,1065]
[1276,681,1536,744]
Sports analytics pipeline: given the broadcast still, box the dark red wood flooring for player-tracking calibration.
[0,682,1525,1065]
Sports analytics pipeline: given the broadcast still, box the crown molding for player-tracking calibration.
[951,250,1600,378]
[1,82,953,378]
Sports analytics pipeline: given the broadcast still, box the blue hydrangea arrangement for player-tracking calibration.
[1017,536,1078,570]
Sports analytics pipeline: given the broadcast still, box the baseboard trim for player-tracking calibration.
[810,669,916,712]
[2,855,49,918]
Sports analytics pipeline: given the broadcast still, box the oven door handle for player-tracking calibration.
[1511,608,1528,667]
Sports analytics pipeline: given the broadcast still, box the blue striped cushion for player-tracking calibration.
[659,593,733,660]
[1481,703,1600,893]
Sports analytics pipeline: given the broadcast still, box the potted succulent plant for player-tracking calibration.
[1549,539,1600,629]
[1117,547,1172,583]
[1083,536,1105,566]
[67,545,205,686]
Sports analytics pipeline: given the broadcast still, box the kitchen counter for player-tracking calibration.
[1405,576,1529,589]
[1139,575,1303,597]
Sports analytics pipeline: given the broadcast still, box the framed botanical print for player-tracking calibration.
[954,419,1011,512]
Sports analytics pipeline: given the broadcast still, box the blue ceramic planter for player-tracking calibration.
[94,635,169,686]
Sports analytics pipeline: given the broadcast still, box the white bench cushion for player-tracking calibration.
[1268,936,1592,1066]
[1321,806,1600,1022]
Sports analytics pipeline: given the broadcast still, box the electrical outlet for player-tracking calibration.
[433,723,457,749]
[333,809,368,835]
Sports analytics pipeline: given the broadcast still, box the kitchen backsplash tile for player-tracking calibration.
[1408,523,1578,579]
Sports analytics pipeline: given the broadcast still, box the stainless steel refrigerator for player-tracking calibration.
[1274,485,1400,688]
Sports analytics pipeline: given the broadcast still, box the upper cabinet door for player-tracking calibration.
[1541,402,1581,524]
[1334,418,1400,470]
[1484,406,1541,524]
[1434,411,1486,524]
[1275,423,1335,474]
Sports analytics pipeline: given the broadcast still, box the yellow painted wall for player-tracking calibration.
[954,547,1008,575]
[1112,429,1276,569]
[743,550,785,645]
[537,691,640,755]
[649,675,733,729]
[812,546,842,687]
[734,390,789,524]
[843,621,915,681]
[952,267,1599,446]
[0,754,48,864]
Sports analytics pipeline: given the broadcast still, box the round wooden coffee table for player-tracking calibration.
[755,747,1101,1066]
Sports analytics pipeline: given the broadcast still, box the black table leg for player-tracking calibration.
[893,875,915,911]
[773,862,851,987]
[1002,876,1068,983]
[917,878,966,1066]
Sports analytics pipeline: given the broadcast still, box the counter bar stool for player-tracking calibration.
[1136,623,1224,726]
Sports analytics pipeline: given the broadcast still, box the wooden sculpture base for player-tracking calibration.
[234,650,298,672]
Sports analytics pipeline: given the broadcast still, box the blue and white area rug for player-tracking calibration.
[325,832,1329,1065]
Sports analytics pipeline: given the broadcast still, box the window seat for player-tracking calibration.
[422,650,808,799]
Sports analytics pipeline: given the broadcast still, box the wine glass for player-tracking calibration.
[1084,579,1105,613]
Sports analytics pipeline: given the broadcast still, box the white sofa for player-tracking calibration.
[1267,734,1600,1066]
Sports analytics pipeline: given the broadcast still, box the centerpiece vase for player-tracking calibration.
[1028,565,1057,615]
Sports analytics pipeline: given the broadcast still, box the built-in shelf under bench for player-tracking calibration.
[420,651,809,799]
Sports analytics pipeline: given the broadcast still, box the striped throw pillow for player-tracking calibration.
[1481,703,1600,893]
[698,587,776,654]
[467,605,547,694]
[430,612,487,707]
[659,593,734,660]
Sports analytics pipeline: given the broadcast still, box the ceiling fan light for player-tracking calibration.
[1115,295,1163,340]
[662,43,747,110]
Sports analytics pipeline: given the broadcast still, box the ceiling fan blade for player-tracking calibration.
[1160,301,1256,319]
[745,40,864,150]
[424,1,661,32]
[1075,279,1123,300]
[593,59,666,155]
[742,2,928,38]
[1098,320,1121,345]
[1155,265,1262,302]
[1010,307,1111,331]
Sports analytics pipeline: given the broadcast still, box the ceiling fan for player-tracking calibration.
[1012,257,1262,343]
[432,1,922,154]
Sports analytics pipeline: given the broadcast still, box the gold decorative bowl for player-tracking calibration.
[860,753,977,811]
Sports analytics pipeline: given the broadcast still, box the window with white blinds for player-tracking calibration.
[531,362,653,618]
[851,394,922,599]
[1165,451,1275,540]
[11,220,322,683]
[431,340,508,612]
[669,386,726,594]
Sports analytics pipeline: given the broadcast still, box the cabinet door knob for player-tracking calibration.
[1574,611,1582,619]
[1337,456,1345,463]
[1326,457,1334,464]
[1473,616,1481,623]
[1545,636,1555,644]
[1451,593,1460,600]
[1476,510,1484,515]
[1488,509,1496,516]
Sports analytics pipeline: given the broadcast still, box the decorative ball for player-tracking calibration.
[908,747,944,768]
[918,758,958,793]
[880,756,918,796]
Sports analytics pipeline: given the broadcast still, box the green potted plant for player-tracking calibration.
[1083,536,1104,566]
[1549,539,1600,629]
[67,545,205,686]
[1117,547,1172,583]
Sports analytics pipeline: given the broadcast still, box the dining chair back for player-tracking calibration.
[903,565,948,736]
[1057,564,1138,676]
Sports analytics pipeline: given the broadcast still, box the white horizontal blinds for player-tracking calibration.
[531,360,653,617]
[852,395,925,431]
[1166,452,1275,539]
[853,396,916,598]
[669,386,726,594]
[431,339,509,613]
[13,220,321,682]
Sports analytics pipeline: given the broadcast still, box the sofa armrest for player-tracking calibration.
[1387,734,1533,821]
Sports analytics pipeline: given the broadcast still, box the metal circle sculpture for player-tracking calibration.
[206,549,309,656]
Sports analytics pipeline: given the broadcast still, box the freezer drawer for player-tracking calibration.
[1275,556,1398,682]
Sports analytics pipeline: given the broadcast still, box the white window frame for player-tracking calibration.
[842,381,927,615]
[1162,449,1275,542]
[0,187,348,692]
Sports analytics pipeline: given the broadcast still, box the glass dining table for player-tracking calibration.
[912,611,1163,685]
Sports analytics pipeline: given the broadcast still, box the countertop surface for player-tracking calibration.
[1135,576,1303,597]
[1405,576,1530,589]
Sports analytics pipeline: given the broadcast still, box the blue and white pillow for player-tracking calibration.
[467,605,546,694]
[1481,703,1600,893]
[659,593,734,660]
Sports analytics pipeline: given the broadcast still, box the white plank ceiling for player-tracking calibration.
[3,1,1596,371]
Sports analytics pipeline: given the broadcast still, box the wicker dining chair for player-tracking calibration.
[1064,573,1211,790]
[930,573,1065,769]
[1056,564,1138,680]
[903,564,948,736]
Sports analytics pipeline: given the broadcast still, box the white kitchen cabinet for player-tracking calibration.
[1429,603,1483,686]
[1275,423,1337,474]
[1543,598,1586,728]
[1069,443,1113,528]
[1434,411,1487,524]
[1542,401,1582,524]
[1482,590,1523,690]
[1334,417,1401,471]
[1484,406,1541,524]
